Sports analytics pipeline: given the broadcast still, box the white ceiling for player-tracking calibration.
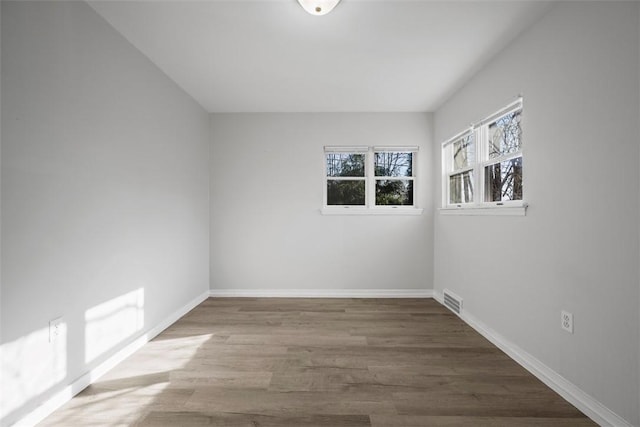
[89,1,554,113]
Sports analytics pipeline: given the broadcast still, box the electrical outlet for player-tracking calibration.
[561,311,573,334]
[49,317,63,343]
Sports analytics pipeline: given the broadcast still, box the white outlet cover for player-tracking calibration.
[49,317,63,342]
[561,310,573,334]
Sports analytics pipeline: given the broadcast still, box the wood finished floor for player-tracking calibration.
[40,298,596,426]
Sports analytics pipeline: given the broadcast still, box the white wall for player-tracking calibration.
[0,2,210,425]
[434,2,639,425]
[210,113,433,294]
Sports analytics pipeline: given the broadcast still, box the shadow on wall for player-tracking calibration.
[0,288,145,426]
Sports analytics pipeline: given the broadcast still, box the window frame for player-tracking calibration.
[324,147,368,208]
[322,146,423,215]
[444,129,475,206]
[441,98,527,215]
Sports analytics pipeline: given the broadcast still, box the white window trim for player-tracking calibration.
[439,204,527,216]
[322,146,423,216]
[440,97,526,216]
[321,206,424,216]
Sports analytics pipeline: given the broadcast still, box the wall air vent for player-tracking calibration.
[443,289,463,315]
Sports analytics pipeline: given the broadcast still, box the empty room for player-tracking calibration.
[1,0,639,426]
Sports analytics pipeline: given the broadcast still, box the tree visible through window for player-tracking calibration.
[374,152,413,205]
[442,98,524,209]
[324,147,418,209]
[485,111,522,202]
[326,153,366,205]
[449,134,474,204]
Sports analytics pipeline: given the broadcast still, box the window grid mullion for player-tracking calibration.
[327,177,367,181]
[367,150,375,208]
[481,150,523,168]
[449,165,474,175]
[375,177,415,181]
[477,127,486,205]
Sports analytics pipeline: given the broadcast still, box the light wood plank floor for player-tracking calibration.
[40,298,596,426]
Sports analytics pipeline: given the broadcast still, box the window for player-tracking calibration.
[326,151,366,206]
[375,151,414,206]
[442,98,525,214]
[323,146,421,215]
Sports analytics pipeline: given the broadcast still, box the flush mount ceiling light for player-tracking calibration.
[297,0,341,16]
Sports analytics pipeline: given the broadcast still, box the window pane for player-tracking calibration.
[326,153,365,177]
[489,110,522,159]
[453,135,474,171]
[374,152,413,177]
[484,157,523,202]
[375,180,413,206]
[327,180,365,205]
[449,171,474,204]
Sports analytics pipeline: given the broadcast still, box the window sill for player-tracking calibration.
[321,207,424,216]
[439,203,527,216]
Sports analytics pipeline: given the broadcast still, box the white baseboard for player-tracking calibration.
[433,291,633,427]
[11,290,210,427]
[209,288,434,298]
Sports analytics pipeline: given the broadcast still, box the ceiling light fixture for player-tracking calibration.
[297,0,341,16]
